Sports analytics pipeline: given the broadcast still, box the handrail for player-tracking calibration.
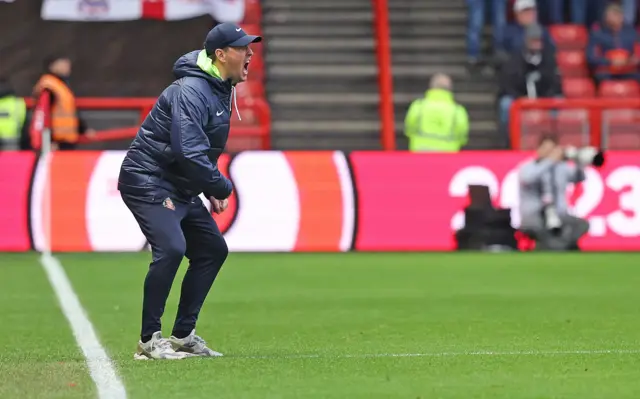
[510,98,640,149]
[372,0,396,150]
[24,97,158,125]
[23,96,271,148]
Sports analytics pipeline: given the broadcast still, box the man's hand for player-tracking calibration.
[210,197,229,214]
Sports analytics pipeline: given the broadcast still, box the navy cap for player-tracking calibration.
[204,22,262,55]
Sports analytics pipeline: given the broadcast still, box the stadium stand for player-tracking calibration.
[0,0,270,151]
[508,1,640,151]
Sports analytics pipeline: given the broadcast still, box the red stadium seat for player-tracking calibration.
[520,110,554,149]
[598,80,640,97]
[556,109,590,146]
[556,51,589,77]
[606,109,636,123]
[562,78,596,98]
[607,132,640,149]
[549,25,589,50]
[603,109,640,149]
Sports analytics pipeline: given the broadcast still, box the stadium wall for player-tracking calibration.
[1,151,638,252]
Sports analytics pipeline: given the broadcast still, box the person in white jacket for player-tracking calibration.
[518,134,590,250]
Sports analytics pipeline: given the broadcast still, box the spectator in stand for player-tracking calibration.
[575,0,637,26]
[466,0,507,69]
[497,24,561,147]
[540,0,636,26]
[495,0,556,67]
[32,55,94,150]
[404,73,469,152]
[0,78,27,151]
[587,3,640,83]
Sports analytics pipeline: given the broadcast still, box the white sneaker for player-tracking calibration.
[169,330,223,357]
[134,331,189,360]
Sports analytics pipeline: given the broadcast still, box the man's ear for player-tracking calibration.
[214,48,226,63]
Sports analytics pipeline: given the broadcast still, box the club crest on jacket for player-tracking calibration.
[162,197,175,211]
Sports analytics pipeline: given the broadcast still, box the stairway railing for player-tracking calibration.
[372,0,396,150]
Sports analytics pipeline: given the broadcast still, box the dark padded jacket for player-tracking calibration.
[118,50,233,203]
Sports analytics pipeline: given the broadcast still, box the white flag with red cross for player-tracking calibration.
[41,0,244,22]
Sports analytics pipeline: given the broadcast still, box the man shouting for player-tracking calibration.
[118,23,261,360]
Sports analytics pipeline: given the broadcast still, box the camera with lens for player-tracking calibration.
[563,146,606,168]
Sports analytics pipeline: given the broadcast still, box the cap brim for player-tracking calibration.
[228,35,262,47]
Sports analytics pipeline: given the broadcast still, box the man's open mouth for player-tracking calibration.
[243,61,250,73]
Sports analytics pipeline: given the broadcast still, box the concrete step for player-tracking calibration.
[267,78,378,93]
[391,53,469,64]
[267,37,466,51]
[266,0,465,10]
[266,51,376,64]
[391,38,467,51]
[270,64,376,77]
[270,92,379,105]
[272,135,382,151]
[267,38,374,50]
[273,106,377,120]
[270,92,494,107]
[264,25,376,37]
[273,119,381,134]
[389,10,466,23]
[263,10,373,23]
[390,25,491,38]
[263,10,464,23]
[263,22,478,37]
[272,104,496,121]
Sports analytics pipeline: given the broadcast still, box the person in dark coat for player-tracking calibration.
[587,3,640,83]
[497,23,562,148]
[117,23,261,360]
[495,0,556,65]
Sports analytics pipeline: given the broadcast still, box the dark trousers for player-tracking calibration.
[465,0,506,59]
[121,193,228,339]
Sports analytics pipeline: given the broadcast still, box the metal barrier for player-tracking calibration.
[510,98,640,150]
[24,97,271,150]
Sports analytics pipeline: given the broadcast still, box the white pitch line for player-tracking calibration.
[232,349,640,360]
[41,254,127,399]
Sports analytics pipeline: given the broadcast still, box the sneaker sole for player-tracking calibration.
[133,352,189,360]
[175,350,224,357]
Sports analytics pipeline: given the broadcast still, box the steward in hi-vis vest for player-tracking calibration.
[31,56,93,150]
[0,79,26,151]
[404,73,469,152]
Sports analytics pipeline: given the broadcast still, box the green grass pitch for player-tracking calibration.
[1,252,640,398]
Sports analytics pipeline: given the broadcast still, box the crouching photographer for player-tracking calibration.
[518,134,605,251]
